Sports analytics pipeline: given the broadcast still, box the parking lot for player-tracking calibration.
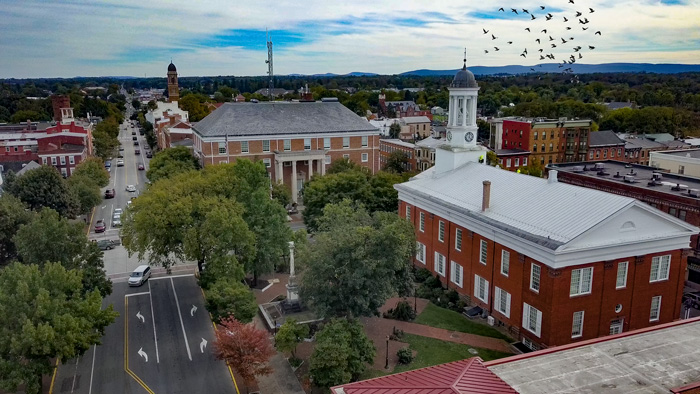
[54,275,236,394]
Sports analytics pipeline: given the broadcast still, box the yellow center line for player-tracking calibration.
[124,297,156,393]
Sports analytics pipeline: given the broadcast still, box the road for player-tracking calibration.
[54,275,236,394]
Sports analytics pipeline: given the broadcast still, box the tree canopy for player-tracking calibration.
[0,262,118,394]
[146,146,200,183]
[275,318,309,359]
[0,195,33,265]
[4,165,78,217]
[213,316,275,385]
[299,201,415,318]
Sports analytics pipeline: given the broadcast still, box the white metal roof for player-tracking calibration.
[401,116,431,124]
[380,139,415,149]
[415,136,444,149]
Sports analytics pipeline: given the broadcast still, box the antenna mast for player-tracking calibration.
[266,30,274,101]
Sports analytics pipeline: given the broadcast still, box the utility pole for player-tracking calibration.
[266,30,274,101]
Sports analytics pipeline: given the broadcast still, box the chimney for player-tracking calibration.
[482,180,491,211]
[300,84,314,102]
[548,170,558,184]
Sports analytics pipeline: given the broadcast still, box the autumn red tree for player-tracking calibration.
[213,315,275,386]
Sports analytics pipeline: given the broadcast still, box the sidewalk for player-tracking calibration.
[252,315,305,394]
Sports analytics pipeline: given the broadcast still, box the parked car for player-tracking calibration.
[131,131,136,135]
[128,265,152,286]
[683,292,700,309]
[133,141,139,146]
[135,149,140,154]
[96,239,117,250]
[132,136,137,141]
[104,160,112,168]
[118,153,124,158]
[126,184,136,192]
[117,159,125,167]
[138,163,145,171]
[112,214,122,227]
[104,188,115,199]
[114,208,123,216]
[119,146,124,151]
[146,151,153,158]
[94,219,106,233]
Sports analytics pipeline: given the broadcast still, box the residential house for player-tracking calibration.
[400,116,431,140]
[378,95,432,120]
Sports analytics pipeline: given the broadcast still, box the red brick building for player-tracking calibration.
[379,139,417,172]
[192,101,380,203]
[395,63,697,350]
[495,148,531,172]
[499,118,591,166]
[378,96,433,120]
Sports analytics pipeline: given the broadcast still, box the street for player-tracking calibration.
[53,275,236,394]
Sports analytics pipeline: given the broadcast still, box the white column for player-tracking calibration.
[449,96,455,126]
[317,158,322,175]
[321,158,326,175]
[472,96,478,126]
[291,160,298,203]
[276,160,283,182]
[308,159,313,180]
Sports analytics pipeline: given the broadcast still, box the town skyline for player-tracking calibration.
[2,0,700,79]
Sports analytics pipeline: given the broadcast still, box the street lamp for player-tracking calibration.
[385,335,390,369]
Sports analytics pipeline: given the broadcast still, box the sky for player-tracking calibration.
[1,0,699,78]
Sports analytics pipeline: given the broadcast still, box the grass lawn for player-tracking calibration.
[414,302,512,341]
[393,334,513,373]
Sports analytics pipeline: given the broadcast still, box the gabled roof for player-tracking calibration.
[415,136,444,149]
[589,130,625,147]
[331,358,516,394]
[625,138,664,149]
[15,161,41,176]
[644,132,675,142]
[192,102,378,138]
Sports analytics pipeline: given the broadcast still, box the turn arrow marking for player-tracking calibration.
[190,305,197,317]
[136,311,145,323]
[138,347,148,362]
[200,338,207,353]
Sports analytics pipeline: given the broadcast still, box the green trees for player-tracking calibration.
[146,146,200,183]
[0,262,118,394]
[383,151,410,174]
[309,319,375,388]
[178,94,211,122]
[92,117,120,160]
[204,279,258,323]
[5,165,78,217]
[299,201,415,318]
[71,157,109,187]
[389,122,401,139]
[0,195,33,265]
[275,318,309,359]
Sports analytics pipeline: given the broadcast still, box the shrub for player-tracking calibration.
[397,348,413,365]
[414,267,432,283]
[391,300,416,321]
[424,275,444,289]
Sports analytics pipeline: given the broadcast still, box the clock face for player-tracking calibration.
[447,131,452,141]
[465,132,474,142]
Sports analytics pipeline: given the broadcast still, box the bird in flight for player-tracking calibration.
[589,45,595,49]
[498,7,504,11]
[492,34,498,39]
[536,38,541,43]
[551,43,557,48]
[542,29,547,33]
[579,53,583,59]
[582,27,589,30]
[522,9,529,14]
[484,50,489,53]
[576,11,582,17]
[525,27,531,32]
[540,55,545,60]
[483,28,489,34]
[595,31,601,35]
[511,8,518,13]
[566,27,572,30]
[561,37,568,43]
[531,14,536,20]
[494,47,500,51]
[540,5,545,9]
[538,48,544,52]
[549,35,555,41]
[530,68,536,71]
[521,53,527,57]
[563,17,568,22]
[523,48,528,54]
[507,41,513,44]
[589,7,595,13]
[569,0,574,3]
[545,15,552,21]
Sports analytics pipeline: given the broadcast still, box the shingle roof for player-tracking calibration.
[192,102,378,138]
[589,130,625,147]
[331,358,516,394]
[644,133,675,142]
[625,138,664,149]
[396,162,637,246]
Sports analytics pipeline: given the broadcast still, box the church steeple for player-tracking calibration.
[167,61,179,103]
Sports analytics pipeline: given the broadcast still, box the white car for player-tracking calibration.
[125,185,136,192]
[114,208,123,216]
[116,159,125,167]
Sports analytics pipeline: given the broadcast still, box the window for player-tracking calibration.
[325,155,331,164]
[304,138,311,150]
[406,205,411,221]
[343,137,350,148]
[603,150,607,158]
[262,158,271,168]
[530,263,541,292]
[60,168,67,177]
[324,137,331,149]
[616,262,628,289]
[419,212,425,232]
[263,140,270,152]
[416,242,426,264]
[533,145,537,153]
[284,161,292,167]
[434,252,446,277]
[650,296,661,321]
[515,158,520,167]
[541,144,545,153]
[679,165,685,174]
[438,221,445,242]
[479,240,487,265]
[455,228,462,251]
[4,147,8,152]
[669,207,677,217]
[549,143,553,152]
[617,148,621,156]
[450,261,463,288]
[494,287,511,318]
[570,267,593,296]
[680,210,687,221]
[51,156,57,165]
[361,153,368,162]
[241,141,249,153]
[501,250,510,277]
[283,139,291,151]
[534,131,538,140]
[474,275,489,303]
[572,311,584,338]
[218,142,226,155]
[522,303,542,337]
[69,156,75,165]
[506,158,511,168]
[59,156,66,165]
[523,158,528,166]
[361,136,368,147]
[42,157,47,165]
[650,255,671,282]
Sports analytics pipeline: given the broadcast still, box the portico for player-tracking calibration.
[274,150,327,203]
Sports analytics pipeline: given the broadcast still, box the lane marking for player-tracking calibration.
[190,305,197,317]
[88,345,96,394]
[170,277,192,361]
[200,288,240,394]
[199,338,207,353]
[124,297,156,394]
[138,347,148,362]
[148,280,160,364]
[125,291,150,298]
[150,274,194,281]
[71,356,80,392]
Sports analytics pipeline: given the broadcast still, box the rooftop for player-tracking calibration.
[487,317,700,394]
[550,160,700,200]
[644,133,675,142]
[192,102,378,138]
[415,136,444,149]
[625,138,665,149]
[653,148,700,159]
[603,101,635,110]
[495,148,530,156]
[401,116,431,124]
[381,139,416,149]
[589,130,625,147]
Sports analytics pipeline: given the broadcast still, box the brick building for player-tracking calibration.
[399,116,431,140]
[379,139,417,172]
[500,118,591,166]
[494,148,530,172]
[396,62,697,350]
[378,96,432,120]
[588,130,626,161]
[191,101,380,203]
[624,137,666,165]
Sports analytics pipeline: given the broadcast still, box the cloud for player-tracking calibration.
[0,0,699,78]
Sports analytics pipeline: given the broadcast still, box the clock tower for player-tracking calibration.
[167,61,179,103]
[435,51,489,174]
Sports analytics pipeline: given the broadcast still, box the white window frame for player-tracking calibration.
[343,137,350,148]
[450,261,463,288]
[570,267,593,296]
[51,156,57,165]
[218,142,226,155]
[361,136,368,147]
[60,168,67,177]
[616,261,628,289]
[325,155,331,164]
[342,154,349,159]
[650,296,661,321]
[494,287,511,318]
[361,153,368,162]
[60,156,67,165]
[262,140,270,152]
[530,263,541,293]
[523,157,528,166]
[416,242,426,264]
[324,137,331,149]
[434,252,446,277]
[262,158,271,168]
[419,212,425,232]
[304,138,311,150]
[506,158,511,168]
[479,240,487,265]
[572,311,584,338]
[241,141,249,153]
[405,205,411,221]
[650,255,671,282]
[501,250,510,277]
[438,221,445,242]
[42,157,47,165]
[515,158,520,167]
[69,155,75,165]
[522,303,542,337]
[473,274,489,303]
[455,228,462,251]
[284,139,291,151]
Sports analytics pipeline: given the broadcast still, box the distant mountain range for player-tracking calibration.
[400,63,700,76]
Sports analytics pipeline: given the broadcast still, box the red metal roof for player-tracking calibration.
[330,358,517,394]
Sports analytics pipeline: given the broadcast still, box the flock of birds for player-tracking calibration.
[480,0,602,76]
